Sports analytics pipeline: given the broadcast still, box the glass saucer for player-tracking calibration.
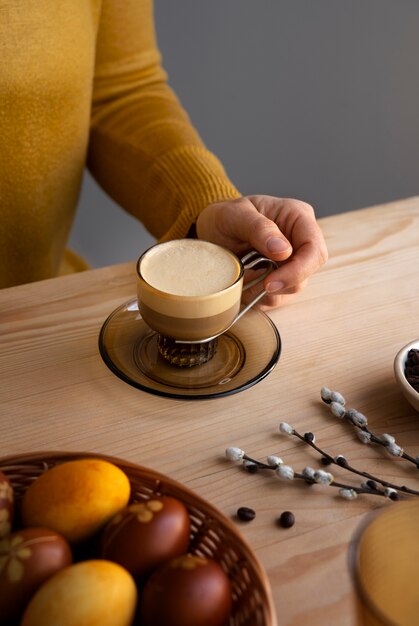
[98,299,281,400]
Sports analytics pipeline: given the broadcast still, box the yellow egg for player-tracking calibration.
[21,560,137,626]
[21,459,131,543]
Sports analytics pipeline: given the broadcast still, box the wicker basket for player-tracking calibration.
[0,451,277,626]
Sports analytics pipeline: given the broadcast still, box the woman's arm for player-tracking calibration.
[88,0,240,241]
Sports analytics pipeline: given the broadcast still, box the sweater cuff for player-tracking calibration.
[151,145,241,242]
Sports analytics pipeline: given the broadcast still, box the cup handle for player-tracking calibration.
[231,250,278,325]
[174,250,278,344]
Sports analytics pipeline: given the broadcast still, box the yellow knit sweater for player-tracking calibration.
[0,0,240,288]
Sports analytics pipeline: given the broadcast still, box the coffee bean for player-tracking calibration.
[278,511,295,528]
[236,507,256,522]
[408,349,419,365]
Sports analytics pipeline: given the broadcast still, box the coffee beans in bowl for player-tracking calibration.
[394,339,419,413]
[405,348,419,392]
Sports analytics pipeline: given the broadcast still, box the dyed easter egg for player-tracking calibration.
[0,527,72,622]
[140,554,232,626]
[21,560,137,626]
[21,458,131,543]
[101,496,190,578]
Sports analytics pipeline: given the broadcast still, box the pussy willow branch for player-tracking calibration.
[291,429,419,497]
[321,388,419,468]
[239,453,398,500]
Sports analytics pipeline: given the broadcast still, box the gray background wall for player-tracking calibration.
[70,0,419,268]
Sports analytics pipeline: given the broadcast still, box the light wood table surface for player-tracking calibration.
[1,196,419,625]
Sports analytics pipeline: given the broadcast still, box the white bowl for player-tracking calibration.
[394,339,419,412]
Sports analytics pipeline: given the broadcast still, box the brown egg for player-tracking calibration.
[101,496,190,579]
[140,554,232,626]
[0,527,72,623]
[0,470,14,538]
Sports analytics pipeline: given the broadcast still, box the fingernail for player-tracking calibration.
[267,237,290,253]
[266,280,285,293]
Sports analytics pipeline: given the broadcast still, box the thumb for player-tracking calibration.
[228,202,292,261]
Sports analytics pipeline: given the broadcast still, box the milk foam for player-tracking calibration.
[140,240,240,296]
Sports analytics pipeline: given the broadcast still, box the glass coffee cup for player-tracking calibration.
[136,239,277,366]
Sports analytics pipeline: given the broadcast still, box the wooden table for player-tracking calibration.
[1,197,419,625]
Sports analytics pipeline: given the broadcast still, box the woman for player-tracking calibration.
[0,0,327,303]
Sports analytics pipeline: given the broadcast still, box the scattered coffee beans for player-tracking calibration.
[278,511,295,528]
[405,349,419,393]
[236,507,256,522]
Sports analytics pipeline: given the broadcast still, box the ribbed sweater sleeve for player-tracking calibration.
[87,0,241,241]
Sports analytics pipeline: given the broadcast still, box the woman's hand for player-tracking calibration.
[196,195,328,309]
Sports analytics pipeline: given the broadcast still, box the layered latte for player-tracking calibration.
[137,240,243,341]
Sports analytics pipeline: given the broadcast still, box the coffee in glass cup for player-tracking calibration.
[136,239,276,366]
